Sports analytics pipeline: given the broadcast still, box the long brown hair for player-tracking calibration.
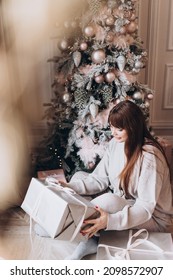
[108,100,169,196]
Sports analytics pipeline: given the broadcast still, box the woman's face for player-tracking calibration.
[110,125,128,142]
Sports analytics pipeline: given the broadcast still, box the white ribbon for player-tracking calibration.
[29,178,88,242]
[99,229,166,260]
[45,177,76,195]
[29,180,75,242]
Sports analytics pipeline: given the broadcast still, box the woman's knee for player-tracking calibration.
[91,193,129,213]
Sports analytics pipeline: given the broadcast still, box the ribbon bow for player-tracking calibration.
[45,176,76,195]
[99,229,164,260]
[112,229,164,260]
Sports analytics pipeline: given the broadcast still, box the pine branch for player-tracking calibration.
[88,0,103,16]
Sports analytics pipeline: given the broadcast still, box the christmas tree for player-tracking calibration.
[36,0,153,178]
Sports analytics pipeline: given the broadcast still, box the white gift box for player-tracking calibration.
[21,178,97,241]
[37,169,67,182]
[97,229,173,260]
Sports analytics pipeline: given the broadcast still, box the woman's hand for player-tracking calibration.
[58,180,68,187]
[80,206,108,238]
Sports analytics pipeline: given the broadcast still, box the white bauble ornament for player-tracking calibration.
[133,91,142,100]
[84,25,95,37]
[89,103,99,118]
[59,39,68,50]
[73,51,82,67]
[80,42,88,51]
[145,101,150,108]
[135,60,144,69]
[115,98,121,104]
[105,71,116,83]
[116,55,126,72]
[63,92,70,102]
[91,49,106,64]
[95,75,104,83]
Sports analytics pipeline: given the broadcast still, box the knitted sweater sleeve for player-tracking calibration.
[66,140,115,195]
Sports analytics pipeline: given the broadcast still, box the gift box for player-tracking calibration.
[97,229,173,260]
[21,178,97,241]
[157,137,172,165]
[37,169,66,182]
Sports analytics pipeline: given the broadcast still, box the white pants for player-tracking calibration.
[91,192,161,232]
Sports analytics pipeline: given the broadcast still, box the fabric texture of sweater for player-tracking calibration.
[66,138,173,232]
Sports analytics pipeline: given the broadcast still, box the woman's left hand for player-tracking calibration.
[80,206,108,238]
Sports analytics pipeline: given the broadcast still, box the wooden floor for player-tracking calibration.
[0,207,96,260]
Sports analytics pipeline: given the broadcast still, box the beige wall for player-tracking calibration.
[139,0,173,138]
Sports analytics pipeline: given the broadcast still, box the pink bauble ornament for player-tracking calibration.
[94,75,104,83]
[59,39,68,50]
[105,16,115,26]
[127,21,138,33]
[84,25,95,37]
[147,93,154,100]
[105,72,116,83]
[91,49,106,64]
[80,42,88,51]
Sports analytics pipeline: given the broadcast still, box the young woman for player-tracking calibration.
[36,100,173,259]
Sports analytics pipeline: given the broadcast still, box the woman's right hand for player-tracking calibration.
[58,180,68,187]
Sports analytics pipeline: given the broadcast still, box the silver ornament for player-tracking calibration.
[80,42,88,51]
[133,91,142,100]
[84,25,95,37]
[63,93,70,102]
[95,75,104,83]
[91,49,106,64]
[59,39,68,50]
[116,55,126,72]
[105,71,116,83]
[135,60,144,69]
[145,101,150,108]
